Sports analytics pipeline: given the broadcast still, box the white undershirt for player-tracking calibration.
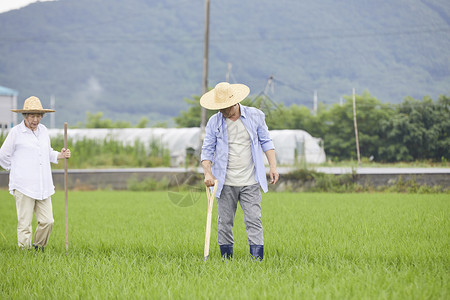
[224,118,257,186]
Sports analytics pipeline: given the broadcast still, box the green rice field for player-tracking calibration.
[0,190,448,299]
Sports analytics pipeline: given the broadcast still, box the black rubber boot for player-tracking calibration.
[249,245,264,261]
[220,244,233,260]
[32,244,44,252]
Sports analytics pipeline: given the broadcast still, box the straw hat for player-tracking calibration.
[12,96,55,113]
[200,82,250,110]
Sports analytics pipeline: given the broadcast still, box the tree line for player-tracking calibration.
[175,92,449,162]
[2,93,446,164]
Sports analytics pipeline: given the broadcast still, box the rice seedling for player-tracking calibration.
[0,191,448,299]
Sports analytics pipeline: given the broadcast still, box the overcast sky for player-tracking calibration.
[0,0,56,13]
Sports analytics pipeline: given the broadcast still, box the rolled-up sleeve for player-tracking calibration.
[256,111,275,152]
[201,117,217,162]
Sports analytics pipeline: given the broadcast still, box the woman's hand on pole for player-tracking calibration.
[58,148,71,160]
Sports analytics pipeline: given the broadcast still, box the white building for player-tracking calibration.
[0,86,18,130]
[48,127,326,166]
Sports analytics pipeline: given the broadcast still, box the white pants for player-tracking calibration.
[13,190,54,248]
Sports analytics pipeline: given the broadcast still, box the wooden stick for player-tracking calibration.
[204,180,218,260]
[64,122,69,252]
[352,88,361,166]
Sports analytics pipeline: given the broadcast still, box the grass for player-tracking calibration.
[313,159,449,169]
[0,190,449,299]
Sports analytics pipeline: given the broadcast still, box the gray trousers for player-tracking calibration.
[217,184,263,246]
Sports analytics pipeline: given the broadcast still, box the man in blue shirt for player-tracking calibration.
[200,82,279,261]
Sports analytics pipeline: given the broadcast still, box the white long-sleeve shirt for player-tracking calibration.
[0,121,59,200]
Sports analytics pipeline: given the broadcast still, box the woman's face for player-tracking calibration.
[24,114,43,131]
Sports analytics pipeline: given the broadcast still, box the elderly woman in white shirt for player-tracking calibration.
[0,96,71,251]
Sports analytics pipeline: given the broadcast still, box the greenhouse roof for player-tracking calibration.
[48,127,326,166]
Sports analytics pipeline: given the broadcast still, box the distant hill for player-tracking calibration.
[0,0,449,127]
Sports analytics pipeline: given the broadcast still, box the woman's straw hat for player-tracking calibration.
[200,82,250,110]
[12,96,55,113]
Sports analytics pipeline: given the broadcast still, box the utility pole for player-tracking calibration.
[353,88,361,166]
[11,94,18,127]
[260,75,274,111]
[50,95,55,129]
[226,62,232,82]
[264,75,274,95]
[313,90,318,115]
[200,0,210,135]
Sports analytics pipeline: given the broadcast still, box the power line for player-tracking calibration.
[1,26,448,45]
[272,78,313,95]
[250,75,448,110]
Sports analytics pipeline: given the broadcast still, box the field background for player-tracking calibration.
[0,190,448,299]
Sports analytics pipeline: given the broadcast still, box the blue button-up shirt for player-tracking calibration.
[201,104,275,198]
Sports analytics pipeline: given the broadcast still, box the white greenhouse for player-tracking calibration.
[48,128,326,166]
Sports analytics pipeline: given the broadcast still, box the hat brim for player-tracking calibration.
[200,84,250,110]
[12,109,55,113]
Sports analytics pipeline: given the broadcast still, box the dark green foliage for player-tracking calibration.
[173,97,216,128]
[1,93,448,165]
[323,91,395,161]
[175,92,449,162]
[378,95,450,161]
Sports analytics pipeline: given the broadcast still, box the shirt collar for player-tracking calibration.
[19,120,40,134]
[19,120,28,133]
[238,103,247,119]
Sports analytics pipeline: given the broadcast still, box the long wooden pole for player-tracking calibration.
[64,122,69,251]
[204,180,218,261]
[200,0,210,138]
[352,88,361,166]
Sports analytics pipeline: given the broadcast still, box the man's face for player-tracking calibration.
[24,114,43,131]
[220,104,237,118]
